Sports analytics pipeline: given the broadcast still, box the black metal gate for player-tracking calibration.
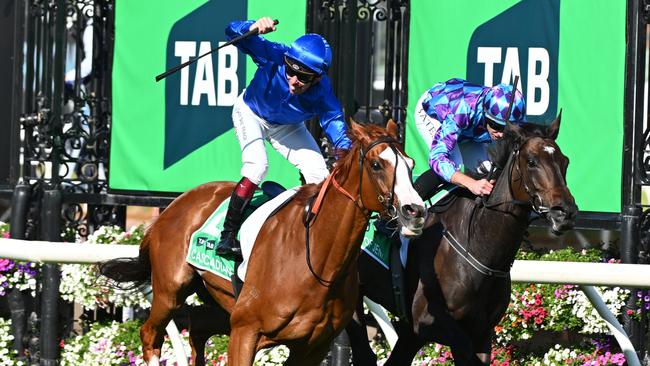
[306,0,410,142]
[5,0,650,364]
[621,0,650,359]
[8,1,123,364]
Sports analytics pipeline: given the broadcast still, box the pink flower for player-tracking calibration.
[2,233,9,238]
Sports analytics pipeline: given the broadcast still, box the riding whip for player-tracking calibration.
[503,75,520,122]
[155,19,279,82]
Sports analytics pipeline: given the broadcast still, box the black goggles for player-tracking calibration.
[486,118,505,132]
[284,59,317,84]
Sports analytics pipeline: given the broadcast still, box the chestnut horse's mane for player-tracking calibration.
[293,122,393,205]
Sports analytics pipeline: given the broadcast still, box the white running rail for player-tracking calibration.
[2,237,649,365]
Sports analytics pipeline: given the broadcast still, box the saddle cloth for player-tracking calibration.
[186,187,299,282]
[361,184,457,269]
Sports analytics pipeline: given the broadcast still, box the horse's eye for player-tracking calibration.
[371,161,382,171]
[527,159,537,168]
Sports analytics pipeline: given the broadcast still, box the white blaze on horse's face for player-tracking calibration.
[543,145,556,154]
[378,147,426,237]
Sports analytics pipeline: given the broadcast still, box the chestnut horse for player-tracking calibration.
[100,120,427,366]
[346,114,578,365]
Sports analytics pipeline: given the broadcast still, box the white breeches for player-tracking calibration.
[232,93,329,185]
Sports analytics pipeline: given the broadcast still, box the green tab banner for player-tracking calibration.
[406,0,625,213]
[110,0,306,194]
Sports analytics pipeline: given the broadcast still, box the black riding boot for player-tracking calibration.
[413,169,442,201]
[215,192,250,261]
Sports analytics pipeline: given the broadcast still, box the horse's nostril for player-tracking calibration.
[401,204,424,218]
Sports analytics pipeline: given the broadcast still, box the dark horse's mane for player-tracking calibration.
[294,123,391,205]
[467,122,552,181]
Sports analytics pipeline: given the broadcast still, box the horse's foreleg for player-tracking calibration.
[383,326,424,366]
[283,342,332,366]
[346,297,377,366]
[473,330,493,365]
[188,304,231,366]
[227,325,261,366]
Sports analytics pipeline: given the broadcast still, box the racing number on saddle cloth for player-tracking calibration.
[164,0,247,168]
[187,189,267,281]
[187,188,299,281]
[466,0,559,123]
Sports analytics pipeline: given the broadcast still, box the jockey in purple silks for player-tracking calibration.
[216,17,352,261]
[413,78,526,200]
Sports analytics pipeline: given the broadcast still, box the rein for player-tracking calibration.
[447,137,551,278]
[304,136,401,286]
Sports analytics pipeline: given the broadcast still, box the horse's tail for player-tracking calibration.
[98,233,152,290]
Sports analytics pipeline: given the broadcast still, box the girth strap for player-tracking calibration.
[443,230,510,278]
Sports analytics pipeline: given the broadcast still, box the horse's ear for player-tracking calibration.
[349,118,367,141]
[547,109,562,140]
[386,119,399,139]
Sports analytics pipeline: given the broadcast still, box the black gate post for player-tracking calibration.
[39,187,62,366]
[330,331,351,366]
[8,183,32,362]
[622,0,647,356]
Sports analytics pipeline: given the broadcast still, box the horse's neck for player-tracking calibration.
[311,168,370,282]
[443,199,527,274]
[443,154,531,271]
[487,150,531,218]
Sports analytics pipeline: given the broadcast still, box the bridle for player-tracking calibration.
[480,138,552,217]
[512,140,552,216]
[304,135,403,286]
[450,135,562,278]
[357,136,404,217]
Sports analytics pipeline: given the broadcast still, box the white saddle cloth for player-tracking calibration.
[237,187,300,282]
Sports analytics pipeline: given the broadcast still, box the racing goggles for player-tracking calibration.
[486,118,505,132]
[284,56,318,84]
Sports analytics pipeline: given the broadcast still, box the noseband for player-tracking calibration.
[482,139,552,217]
[512,145,551,216]
[358,136,403,218]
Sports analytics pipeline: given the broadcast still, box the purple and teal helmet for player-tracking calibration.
[482,84,526,126]
[284,34,332,76]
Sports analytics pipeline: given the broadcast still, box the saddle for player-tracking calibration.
[187,180,290,299]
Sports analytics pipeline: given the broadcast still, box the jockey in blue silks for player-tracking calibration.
[413,78,526,200]
[216,17,352,261]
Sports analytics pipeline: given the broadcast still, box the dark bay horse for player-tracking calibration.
[346,114,578,365]
[100,120,427,366]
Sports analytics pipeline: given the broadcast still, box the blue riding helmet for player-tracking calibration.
[482,84,526,125]
[284,34,332,76]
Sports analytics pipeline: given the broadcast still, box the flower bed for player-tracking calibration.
[59,320,289,366]
[0,318,24,365]
[0,222,38,298]
[58,225,201,309]
[0,223,634,364]
[59,225,152,309]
